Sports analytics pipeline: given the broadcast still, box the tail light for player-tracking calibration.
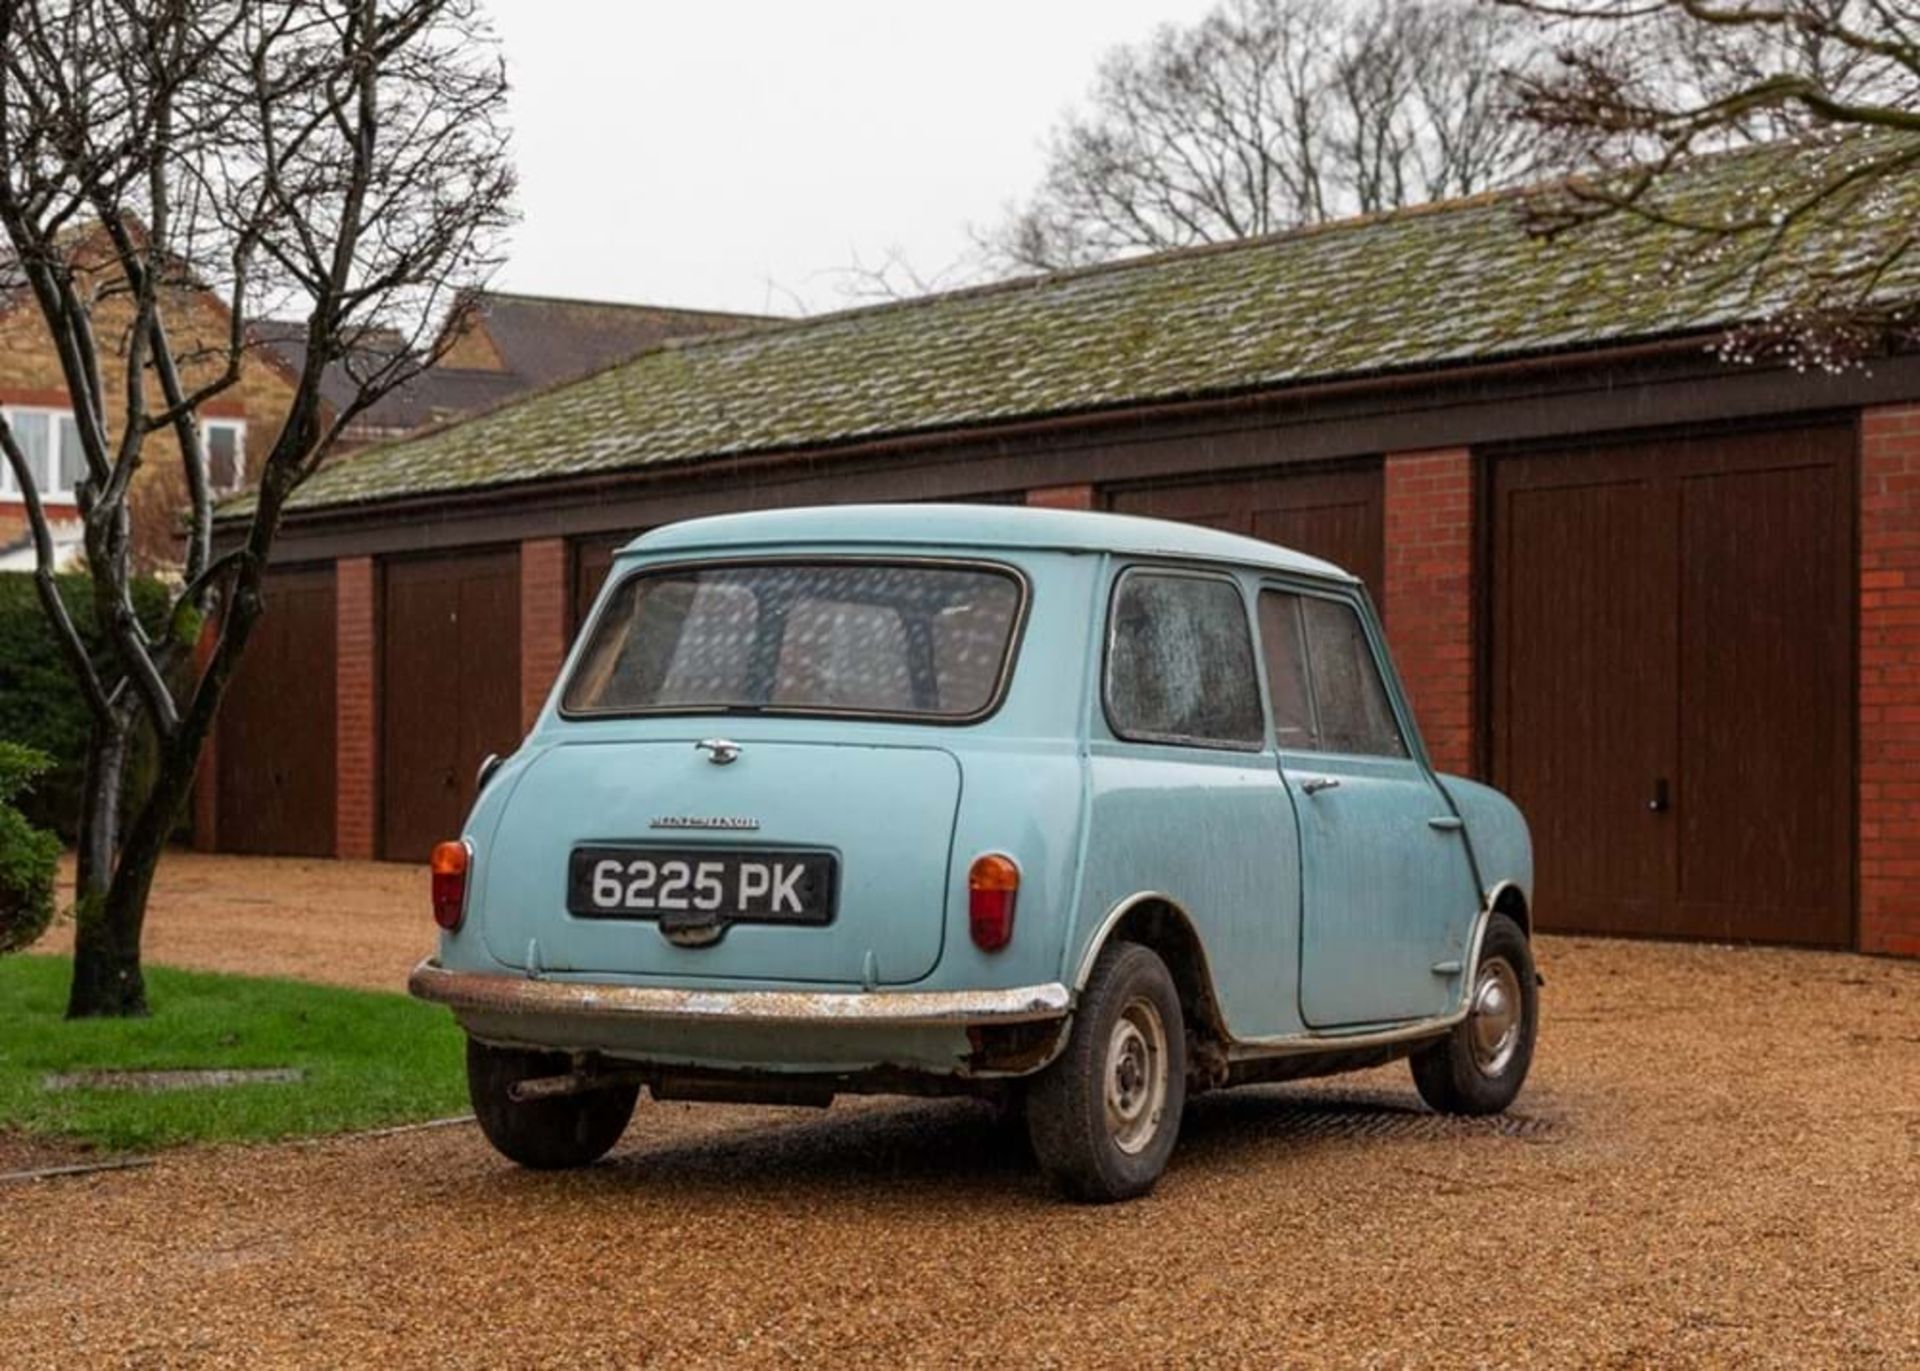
[431,840,471,931]
[968,853,1020,952]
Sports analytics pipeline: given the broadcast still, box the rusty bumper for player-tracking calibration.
[407,961,1073,1028]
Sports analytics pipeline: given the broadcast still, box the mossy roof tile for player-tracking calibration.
[285,135,1919,512]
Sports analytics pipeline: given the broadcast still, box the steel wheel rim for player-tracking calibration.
[1468,955,1523,1077]
[1104,995,1169,1156]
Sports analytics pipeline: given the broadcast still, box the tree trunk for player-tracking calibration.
[64,746,187,1020]
[64,888,148,1018]
[65,721,140,1017]
[64,578,263,1020]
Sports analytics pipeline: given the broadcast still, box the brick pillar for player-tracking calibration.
[335,557,378,861]
[1383,449,1475,778]
[191,616,220,852]
[1027,483,1097,510]
[520,537,569,730]
[1859,404,1920,957]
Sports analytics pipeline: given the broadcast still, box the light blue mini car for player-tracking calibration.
[411,504,1538,1201]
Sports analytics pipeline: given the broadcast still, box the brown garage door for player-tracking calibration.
[1109,466,1385,594]
[216,566,337,856]
[381,548,522,862]
[1491,425,1853,946]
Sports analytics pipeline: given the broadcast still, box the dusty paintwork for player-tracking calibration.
[412,505,1533,1093]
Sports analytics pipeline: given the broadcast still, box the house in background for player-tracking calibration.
[200,135,1920,961]
[0,235,303,573]
[1,282,766,571]
[253,291,768,449]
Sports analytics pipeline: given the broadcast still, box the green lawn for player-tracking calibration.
[0,955,468,1153]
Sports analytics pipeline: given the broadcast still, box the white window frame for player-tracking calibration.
[201,417,247,493]
[0,405,83,502]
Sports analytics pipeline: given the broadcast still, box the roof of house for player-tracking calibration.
[281,134,1920,515]
[255,292,766,436]
[623,502,1354,579]
[463,293,766,388]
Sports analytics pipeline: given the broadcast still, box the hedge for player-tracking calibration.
[0,743,58,953]
[0,572,178,841]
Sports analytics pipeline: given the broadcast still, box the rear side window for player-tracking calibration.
[1258,589,1407,757]
[564,561,1023,719]
[1105,570,1263,748]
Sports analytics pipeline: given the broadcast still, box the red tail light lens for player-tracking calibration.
[968,853,1020,952]
[431,840,470,931]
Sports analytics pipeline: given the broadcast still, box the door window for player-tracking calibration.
[1258,590,1407,757]
[1105,570,1263,748]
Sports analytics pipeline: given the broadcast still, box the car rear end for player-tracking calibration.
[412,533,1095,1083]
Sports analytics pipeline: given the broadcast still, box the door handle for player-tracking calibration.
[1428,815,1465,832]
[1300,776,1341,796]
[1649,777,1670,814]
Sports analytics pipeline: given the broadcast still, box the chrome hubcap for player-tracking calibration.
[1468,956,1523,1077]
[1104,996,1169,1156]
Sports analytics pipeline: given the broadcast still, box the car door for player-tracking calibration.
[1083,566,1303,1040]
[1256,587,1479,1028]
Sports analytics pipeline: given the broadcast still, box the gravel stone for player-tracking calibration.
[10,855,1918,1366]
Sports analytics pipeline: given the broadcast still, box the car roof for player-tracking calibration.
[622,503,1357,582]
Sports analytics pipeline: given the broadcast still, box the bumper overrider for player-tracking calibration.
[407,961,1074,1076]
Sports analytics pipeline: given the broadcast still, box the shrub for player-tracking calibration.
[0,743,60,954]
[0,572,176,840]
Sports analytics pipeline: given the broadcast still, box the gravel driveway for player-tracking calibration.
[8,857,1919,1366]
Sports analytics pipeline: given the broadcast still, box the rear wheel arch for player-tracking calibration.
[1073,894,1227,1053]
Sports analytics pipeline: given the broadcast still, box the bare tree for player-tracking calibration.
[0,0,513,1017]
[1496,1,1920,365]
[985,0,1558,272]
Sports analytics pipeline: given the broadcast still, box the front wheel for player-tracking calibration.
[1026,941,1187,1203]
[466,1039,639,1170]
[1410,912,1537,1116]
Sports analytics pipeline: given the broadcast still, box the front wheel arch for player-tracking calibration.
[1486,881,1531,939]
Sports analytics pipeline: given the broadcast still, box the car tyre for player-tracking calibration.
[466,1038,639,1170]
[1410,912,1537,1116]
[1027,941,1186,1203]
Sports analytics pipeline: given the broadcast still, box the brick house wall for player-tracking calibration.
[0,259,301,566]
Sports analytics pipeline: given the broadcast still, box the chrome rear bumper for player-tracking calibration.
[408,961,1072,1028]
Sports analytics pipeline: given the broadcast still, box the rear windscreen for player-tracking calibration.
[563,561,1025,720]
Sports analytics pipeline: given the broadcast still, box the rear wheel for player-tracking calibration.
[1027,941,1186,1203]
[466,1039,639,1170]
[1410,913,1537,1116]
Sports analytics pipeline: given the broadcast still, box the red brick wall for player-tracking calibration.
[519,537,569,730]
[1383,449,1476,777]
[1027,483,1097,510]
[1859,404,1920,957]
[335,557,377,861]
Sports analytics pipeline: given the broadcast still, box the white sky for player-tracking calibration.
[486,0,1220,316]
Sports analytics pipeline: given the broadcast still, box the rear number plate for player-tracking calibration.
[567,847,836,923]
